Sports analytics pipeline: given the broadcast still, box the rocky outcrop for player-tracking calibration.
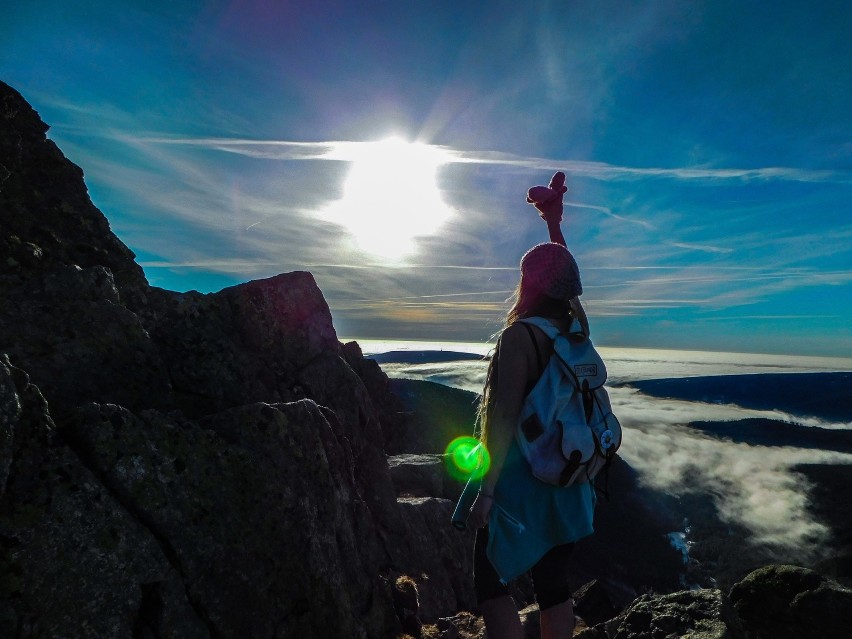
[0,79,418,637]
[0,81,147,303]
[0,356,206,638]
[0,263,173,416]
[568,564,852,639]
[600,589,745,639]
[729,564,852,639]
[64,400,396,637]
[389,454,461,500]
[395,497,477,621]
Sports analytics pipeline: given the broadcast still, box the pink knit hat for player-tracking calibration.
[520,242,582,300]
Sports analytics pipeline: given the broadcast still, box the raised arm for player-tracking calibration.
[530,171,568,247]
[532,174,591,336]
[542,209,566,247]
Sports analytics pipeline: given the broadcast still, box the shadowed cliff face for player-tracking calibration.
[0,81,147,301]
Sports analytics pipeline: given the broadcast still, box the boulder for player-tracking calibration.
[0,265,173,416]
[604,589,745,639]
[395,497,477,622]
[342,339,408,437]
[573,579,619,627]
[728,564,852,639]
[136,272,341,418]
[0,356,206,638]
[60,399,398,638]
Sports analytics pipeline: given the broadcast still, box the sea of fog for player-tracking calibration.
[359,339,852,566]
[356,339,852,392]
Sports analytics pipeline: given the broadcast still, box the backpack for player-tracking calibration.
[515,316,622,488]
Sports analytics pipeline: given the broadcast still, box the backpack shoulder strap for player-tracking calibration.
[519,321,544,371]
[517,316,560,339]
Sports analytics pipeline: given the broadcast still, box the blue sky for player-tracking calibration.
[3,1,851,356]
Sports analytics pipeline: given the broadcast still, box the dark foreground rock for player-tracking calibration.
[0,79,418,637]
[602,589,745,639]
[0,356,208,637]
[729,564,852,639]
[1,353,402,637]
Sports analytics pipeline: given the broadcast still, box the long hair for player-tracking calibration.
[476,280,573,445]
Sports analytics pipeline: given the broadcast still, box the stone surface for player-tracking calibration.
[136,272,340,419]
[342,340,408,441]
[728,564,852,639]
[0,264,173,416]
[396,497,477,622]
[0,357,207,638]
[604,589,745,639]
[62,399,397,638]
[573,579,619,627]
[0,80,147,302]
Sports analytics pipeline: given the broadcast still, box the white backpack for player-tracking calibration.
[515,316,622,487]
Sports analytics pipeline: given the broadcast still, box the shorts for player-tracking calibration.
[473,526,575,611]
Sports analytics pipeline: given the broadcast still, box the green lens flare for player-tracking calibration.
[444,436,491,482]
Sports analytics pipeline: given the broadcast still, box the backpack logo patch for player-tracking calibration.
[574,364,597,377]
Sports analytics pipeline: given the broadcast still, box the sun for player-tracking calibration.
[321,137,454,260]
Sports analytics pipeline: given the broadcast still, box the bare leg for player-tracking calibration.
[481,595,524,639]
[540,599,575,639]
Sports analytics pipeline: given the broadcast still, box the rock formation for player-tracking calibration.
[729,564,852,639]
[0,78,462,637]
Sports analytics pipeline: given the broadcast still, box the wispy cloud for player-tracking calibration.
[567,201,656,230]
[612,385,852,556]
[43,118,852,352]
[667,241,733,254]
[133,135,852,185]
[381,353,852,557]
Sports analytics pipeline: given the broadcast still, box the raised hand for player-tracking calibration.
[527,172,568,245]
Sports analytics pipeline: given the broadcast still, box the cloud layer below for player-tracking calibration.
[378,349,852,560]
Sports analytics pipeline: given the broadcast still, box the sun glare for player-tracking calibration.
[322,138,454,260]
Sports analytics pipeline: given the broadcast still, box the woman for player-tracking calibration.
[460,184,595,639]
